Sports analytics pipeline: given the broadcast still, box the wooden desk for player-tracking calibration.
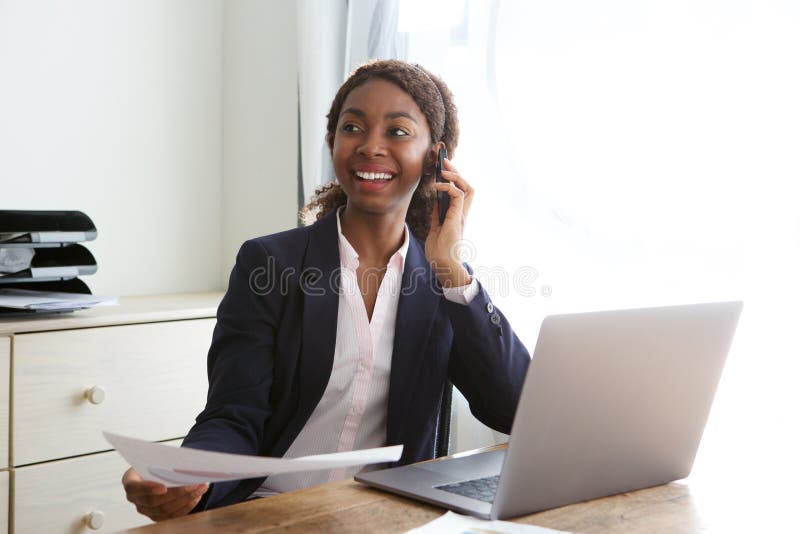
[117,444,790,534]
[119,478,696,533]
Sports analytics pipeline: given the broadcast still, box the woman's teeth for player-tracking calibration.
[355,171,393,181]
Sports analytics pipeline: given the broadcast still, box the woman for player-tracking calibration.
[123,59,531,520]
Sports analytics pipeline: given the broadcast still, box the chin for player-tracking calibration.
[347,199,406,217]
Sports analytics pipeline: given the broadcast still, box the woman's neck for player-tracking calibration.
[339,205,406,266]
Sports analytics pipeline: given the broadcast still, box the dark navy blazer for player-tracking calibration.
[182,210,531,510]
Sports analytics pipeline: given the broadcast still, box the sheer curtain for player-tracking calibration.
[296,0,347,205]
[483,3,800,490]
[297,0,408,205]
[484,2,799,511]
[302,1,800,466]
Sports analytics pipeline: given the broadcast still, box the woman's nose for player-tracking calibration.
[357,131,386,158]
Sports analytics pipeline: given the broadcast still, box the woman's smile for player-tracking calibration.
[355,172,393,181]
[351,163,396,192]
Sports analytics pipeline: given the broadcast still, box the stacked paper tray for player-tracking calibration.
[0,210,100,316]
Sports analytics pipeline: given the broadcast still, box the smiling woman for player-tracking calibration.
[121,59,531,521]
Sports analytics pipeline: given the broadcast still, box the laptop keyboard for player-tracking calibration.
[434,474,500,503]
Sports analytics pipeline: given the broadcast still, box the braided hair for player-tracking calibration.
[300,59,460,241]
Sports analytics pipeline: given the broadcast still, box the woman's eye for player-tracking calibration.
[389,127,409,137]
[342,124,362,133]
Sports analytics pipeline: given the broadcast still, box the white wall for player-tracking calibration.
[0,0,299,296]
[221,0,298,283]
[0,0,223,296]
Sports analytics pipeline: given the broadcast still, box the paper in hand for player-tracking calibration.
[104,431,403,487]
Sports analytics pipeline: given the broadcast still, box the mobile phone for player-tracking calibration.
[435,147,449,224]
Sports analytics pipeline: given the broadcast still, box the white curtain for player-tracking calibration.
[299,0,800,463]
[296,0,347,206]
[343,0,510,452]
[298,0,505,451]
[345,0,408,71]
[296,0,408,206]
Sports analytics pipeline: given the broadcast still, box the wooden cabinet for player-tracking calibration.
[1,338,10,534]
[0,293,221,534]
[0,472,8,534]
[13,321,211,466]
[13,440,182,534]
[1,338,9,470]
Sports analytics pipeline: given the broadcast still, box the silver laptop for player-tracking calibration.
[356,301,743,519]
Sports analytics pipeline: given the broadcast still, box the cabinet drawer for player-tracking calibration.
[13,320,213,466]
[0,470,8,534]
[13,441,180,534]
[0,338,8,469]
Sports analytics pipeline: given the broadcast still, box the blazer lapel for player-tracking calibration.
[292,211,341,434]
[386,236,441,445]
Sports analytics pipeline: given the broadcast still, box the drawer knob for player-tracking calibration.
[85,386,106,405]
[84,510,105,530]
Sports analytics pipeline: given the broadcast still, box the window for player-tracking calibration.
[394,0,800,461]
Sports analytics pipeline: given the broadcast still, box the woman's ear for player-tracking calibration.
[430,141,446,161]
[326,133,334,153]
[425,141,446,174]
[424,141,445,174]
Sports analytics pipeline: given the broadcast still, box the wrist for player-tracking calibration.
[432,260,471,288]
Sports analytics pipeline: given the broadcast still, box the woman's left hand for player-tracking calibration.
[425,158,475,288]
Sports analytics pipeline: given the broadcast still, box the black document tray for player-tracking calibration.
[0,278,93,318]
[0,244,97,283]
[0,210,97,247]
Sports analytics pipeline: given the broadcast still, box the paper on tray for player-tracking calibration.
[0,288,117,310]
[104,431,403,487]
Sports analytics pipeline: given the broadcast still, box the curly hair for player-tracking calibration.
[300,59,460,241]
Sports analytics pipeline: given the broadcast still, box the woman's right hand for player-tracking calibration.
[122,467,209,522]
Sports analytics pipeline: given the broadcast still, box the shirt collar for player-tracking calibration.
[336,206,410,272]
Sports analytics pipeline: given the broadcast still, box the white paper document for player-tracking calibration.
[0,288,117,311]
[103,431,403,487]
[405,511,571,534]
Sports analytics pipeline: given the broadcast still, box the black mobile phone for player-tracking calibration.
[435,147,449,224]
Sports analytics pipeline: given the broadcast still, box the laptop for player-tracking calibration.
[356,301,743,519]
